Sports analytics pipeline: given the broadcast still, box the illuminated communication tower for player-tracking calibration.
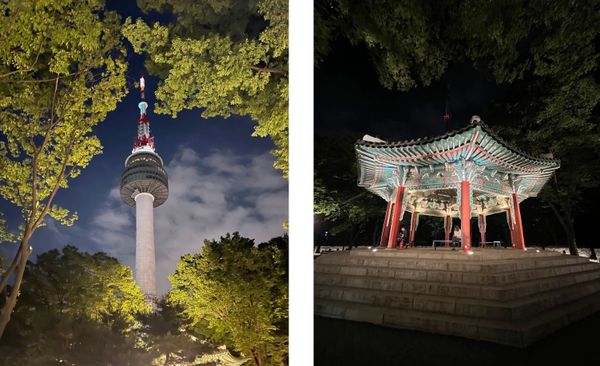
[119,74,169,303]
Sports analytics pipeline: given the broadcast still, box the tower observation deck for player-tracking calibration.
[119,74,168,301]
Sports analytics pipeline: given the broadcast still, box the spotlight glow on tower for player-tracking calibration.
[119,74,169,303]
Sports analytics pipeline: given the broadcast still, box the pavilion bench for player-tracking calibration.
[480,241,504,248]
[432,239,456,249]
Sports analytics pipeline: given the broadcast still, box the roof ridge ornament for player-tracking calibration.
[470,115,481,124]
[362,134,387,143]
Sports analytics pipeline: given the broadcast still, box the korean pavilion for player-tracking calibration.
[355,116,560,253]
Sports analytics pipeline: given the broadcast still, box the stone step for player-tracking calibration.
[346,248,563,260]
[315,288,600,347]
[315,260,598,286]
[316,274,600,321]
[315,265,600,302]
[317,250,588,274]
[518,289,600,345]
[315,249,600,347]
[315,298,526,346]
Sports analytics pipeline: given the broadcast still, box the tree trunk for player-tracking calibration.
[562,206,578,256]
[548,202,579,256]
[566,225,578,256]
[0,249,21,293]
[251,348,262,366]
[0,236,32,338]
[257,348,265,366]
[590,247,597,260]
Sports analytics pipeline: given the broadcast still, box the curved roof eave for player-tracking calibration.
[355,120,560,168]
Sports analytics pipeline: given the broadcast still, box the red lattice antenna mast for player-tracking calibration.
[443,83,452,123]
[133,73,155,152]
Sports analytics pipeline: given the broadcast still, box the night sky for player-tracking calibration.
[315,38,597,248]
[0,1,288,294]
[316,39,507,139]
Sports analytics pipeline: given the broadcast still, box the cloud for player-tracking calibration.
[44,218,69,243]
[89,146,288,293]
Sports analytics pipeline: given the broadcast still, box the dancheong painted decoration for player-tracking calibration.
[356,116,560,253]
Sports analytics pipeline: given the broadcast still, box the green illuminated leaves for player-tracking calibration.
[48,205,78,227]
[168,233,288,365]
[21,246,151,326]
[258,0,288,58]
[123,0,288,177]
[0,247,150,363]
[0,1,128,336]
[0,214,15,243]
[0,0,128,233]
[137,0,259,38]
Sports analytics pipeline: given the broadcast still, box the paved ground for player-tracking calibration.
[315,313,600,366]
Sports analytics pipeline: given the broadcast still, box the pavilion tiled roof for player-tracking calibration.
[355,120,560,166]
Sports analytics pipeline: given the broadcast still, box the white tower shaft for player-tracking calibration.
[121,74,168,307]
[134,192,156,298]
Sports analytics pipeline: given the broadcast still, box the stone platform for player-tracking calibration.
[314,247,600,347]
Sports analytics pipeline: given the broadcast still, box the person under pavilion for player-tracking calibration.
[355,116,560,253]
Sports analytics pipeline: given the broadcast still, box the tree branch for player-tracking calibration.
[0,68,32,79]
[31,135,75,230]
[28,77,60,226]
[0,37,46,79]
[0,250,20,294]
[0,67,91,84]
[249,65,286,75]
[547,202,568,234]
[0,239,33,337]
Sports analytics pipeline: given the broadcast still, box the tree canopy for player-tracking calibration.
[0,246,242,366]
[0,0,127,229]
[23,246,150,325]
[314,135,385,244]
[123,0,289,177]
[317,0,598,90]
[169,233,288,366]
[0,0,129,336]
[0,246,149,365]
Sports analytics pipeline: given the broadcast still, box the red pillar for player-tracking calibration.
[409,212,419,247]
[387,186,406,249]
[512,193,526,250]
[460,181,471,253]
[379,201,393,247]
[478,214,486,245]
[444,215,452,241]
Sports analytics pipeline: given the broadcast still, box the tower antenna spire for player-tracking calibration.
[133,73,154,152]
[140,73,145,100]
[442,83,452,132]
